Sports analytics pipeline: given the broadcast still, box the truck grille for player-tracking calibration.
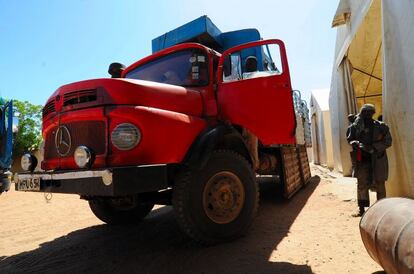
[43,100,56,117]
[63,89,97,107]
[44,121,106,160]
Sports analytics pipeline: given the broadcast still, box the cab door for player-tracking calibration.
[0,100,13,169]
[216,39,296,146]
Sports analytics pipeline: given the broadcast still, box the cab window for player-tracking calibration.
[222,44,283,82]
[125,48,209,87]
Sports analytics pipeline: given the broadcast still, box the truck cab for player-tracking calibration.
[15,16,311,244]
[0,100,14,195]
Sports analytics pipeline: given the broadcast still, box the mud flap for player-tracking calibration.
[280,145,311,199]
[0,173,11,194]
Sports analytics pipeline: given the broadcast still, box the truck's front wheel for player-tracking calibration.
[88,196,154,225]
[173,150,259,245]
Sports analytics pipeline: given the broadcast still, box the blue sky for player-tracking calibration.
[0,0,338,106]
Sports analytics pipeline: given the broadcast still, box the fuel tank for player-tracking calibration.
[360,198,414,274]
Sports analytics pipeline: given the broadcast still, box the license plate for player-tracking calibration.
[17,178,41,191]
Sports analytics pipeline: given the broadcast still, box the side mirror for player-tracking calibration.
[12,113,20,133]
[108,62,126,78]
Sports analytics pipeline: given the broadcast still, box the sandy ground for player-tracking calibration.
[0,165,383,274]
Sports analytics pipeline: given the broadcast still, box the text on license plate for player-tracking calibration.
[18,178,41,191]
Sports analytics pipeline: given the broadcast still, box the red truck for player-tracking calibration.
[15,16,311,244]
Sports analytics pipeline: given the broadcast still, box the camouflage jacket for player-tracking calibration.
[346,120,392,181]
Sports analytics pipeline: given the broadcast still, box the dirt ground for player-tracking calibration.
[0,165,383,274]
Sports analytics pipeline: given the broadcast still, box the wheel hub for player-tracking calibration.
[203,171,245,224]
[108,196,136,210]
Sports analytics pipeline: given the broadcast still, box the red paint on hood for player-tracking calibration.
[48,78,204,117]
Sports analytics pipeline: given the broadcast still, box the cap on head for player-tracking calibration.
[360,104,376,114]
[245,56,258,73]
[108,62,126,78]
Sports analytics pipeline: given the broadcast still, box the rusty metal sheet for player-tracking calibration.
[281,145,311,199]
[298,145,311,185]
[281,147,302,199]
[360,198,414,274]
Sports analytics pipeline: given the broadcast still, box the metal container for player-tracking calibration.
[360,198,414,274]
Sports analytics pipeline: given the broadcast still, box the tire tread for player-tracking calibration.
[173,149,259,245]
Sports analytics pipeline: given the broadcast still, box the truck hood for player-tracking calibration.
[47,78,204,117]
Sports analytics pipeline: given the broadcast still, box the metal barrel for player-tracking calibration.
[360,198,414,274]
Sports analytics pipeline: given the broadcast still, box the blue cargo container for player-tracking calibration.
[152,16,265,70]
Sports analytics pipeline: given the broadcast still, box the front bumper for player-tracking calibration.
[14,165,169,196]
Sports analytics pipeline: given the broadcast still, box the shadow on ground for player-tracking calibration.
[0,176,320,274]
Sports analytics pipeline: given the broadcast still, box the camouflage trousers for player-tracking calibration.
[356,162,386,208]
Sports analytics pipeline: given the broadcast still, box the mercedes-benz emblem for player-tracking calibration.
[55,125,72,156]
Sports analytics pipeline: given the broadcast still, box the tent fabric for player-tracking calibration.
[310,89,334,168]
[382,0,414,197]
[330,0,379,176]
[341,58,358,115]
[330,0,414,197]
[329,0,378,175]
[331,57,358,175]
[347,0,383,117]
[329,59,354,175]
[333,0,374,69]
[332,0,351,27]
[311,89,330,111]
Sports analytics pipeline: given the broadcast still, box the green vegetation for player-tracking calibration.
[13,100,42,156]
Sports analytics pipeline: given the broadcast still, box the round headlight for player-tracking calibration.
[111,123,141,150]
[74,146,94,168]
[21,154,38,172]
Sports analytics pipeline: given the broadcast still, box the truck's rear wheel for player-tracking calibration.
[88,196,154,225]
[173,150,258,245]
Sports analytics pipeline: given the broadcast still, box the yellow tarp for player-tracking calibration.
[330,0,414,197]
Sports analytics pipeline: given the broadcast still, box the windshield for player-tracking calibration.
[125,48,209,87]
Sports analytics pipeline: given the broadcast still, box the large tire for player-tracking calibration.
[0,176,10,195]
[173,150,259,245]
[88,196,154,225]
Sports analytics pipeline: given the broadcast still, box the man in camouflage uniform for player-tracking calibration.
[346,104,392,216]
